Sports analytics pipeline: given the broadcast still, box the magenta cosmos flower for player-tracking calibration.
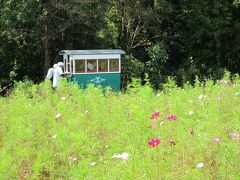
[150,112,160,119]
[213,138,221,143]
[148,138,161,148]
[166,115,177,121]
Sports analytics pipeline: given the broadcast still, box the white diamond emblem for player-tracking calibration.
[90,76,106,84]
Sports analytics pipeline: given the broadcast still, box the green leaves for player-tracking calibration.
[1,0,240,89]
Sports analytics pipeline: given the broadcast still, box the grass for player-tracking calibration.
[0,77,239,179]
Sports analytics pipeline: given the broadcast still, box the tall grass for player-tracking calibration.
[0,76,239,179]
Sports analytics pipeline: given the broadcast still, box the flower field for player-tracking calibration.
[0,77,239,179]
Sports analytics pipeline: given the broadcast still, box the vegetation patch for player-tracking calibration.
[0,77,239,179]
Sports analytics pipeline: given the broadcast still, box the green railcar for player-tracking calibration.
[59,49,125,91]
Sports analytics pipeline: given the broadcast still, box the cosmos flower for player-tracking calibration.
[52,134,57,139]
[112,152,129,160]
[55,113,61,119]
[198,95,204,100]
[69,156,77,161]
[196,162,204,168]
[168,139,176,146]
[148,138,161,148]
[152,120,157,125]
[90,162,96,166]
[166,115,177,121]
[213,138,221,143]
[188,111,194,116]
[229,133,240,140]
[150,112,160,119]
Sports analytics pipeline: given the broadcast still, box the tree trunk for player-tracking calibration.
[44,24,50,75]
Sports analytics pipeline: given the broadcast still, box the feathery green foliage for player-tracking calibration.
[0,76,239,179]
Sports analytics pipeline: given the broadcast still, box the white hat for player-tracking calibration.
[58,62,64,67]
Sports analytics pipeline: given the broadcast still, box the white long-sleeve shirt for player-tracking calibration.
[52,66,63,88]
[46,68,53,80]
[46,64,58,80]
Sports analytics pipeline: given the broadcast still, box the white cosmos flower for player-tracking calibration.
[55,113,61,119]
[189,111,194,116]
[112,154,122,159]
[52,134,57,139]
[121,152,129,160]
[198,95,204,100]
[196,162,204,168]
[69,156,77,161]
[159,121,164,125]
[61,96,66,100]
[112,152,129,161]
[90,162,96,166]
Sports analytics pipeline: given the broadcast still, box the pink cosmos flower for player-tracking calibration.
[148,138,161,148]
[152,120,157,125]
[229,133,240,140]
[213,138,221,143]
[166,115,177,121]
[168,139,176,146]
[150,112,160,119]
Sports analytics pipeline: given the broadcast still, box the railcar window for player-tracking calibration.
[87,59,97,73]
[75,60,85,73]
[98,59,108,72]
[109,59,119,72]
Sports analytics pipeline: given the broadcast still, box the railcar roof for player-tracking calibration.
[59,49,125,55]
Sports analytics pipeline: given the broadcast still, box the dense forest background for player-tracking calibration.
[0,0,240,88]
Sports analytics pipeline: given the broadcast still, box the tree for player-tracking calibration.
[181,0,240,79]
[0,0,107,83]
